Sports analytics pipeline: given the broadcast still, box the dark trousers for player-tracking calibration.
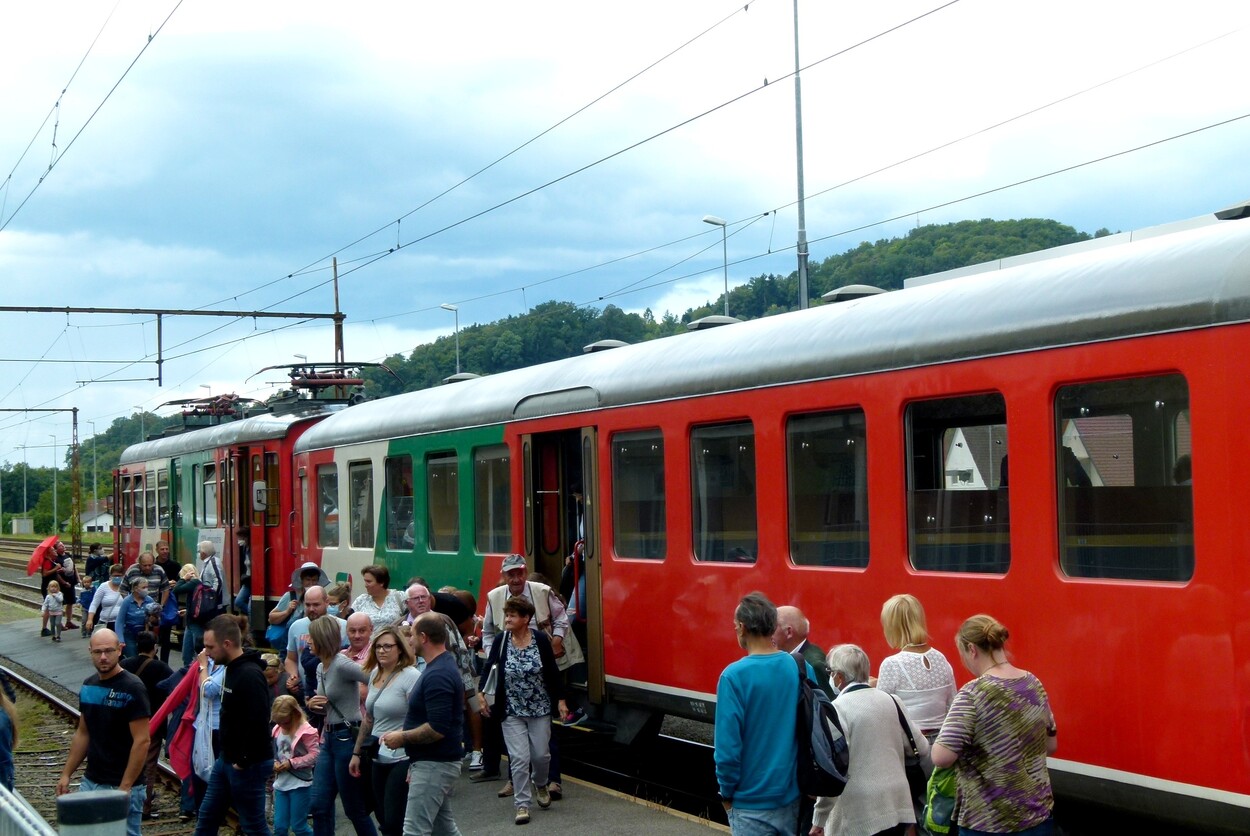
[369,758,410,836]
[159,623,175,663]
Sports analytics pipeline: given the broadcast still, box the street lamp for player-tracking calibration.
[702,215,729,316]
[133,406,145,441]
[49,434,57,535]
[14,446,27,522]
[440,304,461,374]
[200,383,212,399]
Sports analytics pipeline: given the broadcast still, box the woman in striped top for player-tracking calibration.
[932,615,1057,835]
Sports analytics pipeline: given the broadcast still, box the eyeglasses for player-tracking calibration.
[375,643,398,651]
[89,648,120,657]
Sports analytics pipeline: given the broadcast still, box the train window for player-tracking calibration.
[317,465,339,548]
[157,469,170,529]
[142,470,155,528]
[121,475,133,527]
[134,474,147,527]
[1055,375,1193,581]
[787,410,868,568]
[474,445,511,554]
[202,463,218,527]
[691,422,757,563]
[385,455,415,550]
[348,461,374,549]
[299,472,309,549]
[907,393,1009,573]
[427,453,460,553]
[265,453,281,527]
[612,430,666,560]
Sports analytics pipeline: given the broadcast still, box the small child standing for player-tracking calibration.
[270,694,318,836]
[42,581,65,642]
[76,576,95,637]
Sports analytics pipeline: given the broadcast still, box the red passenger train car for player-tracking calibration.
[114,400,343,625]
[291,207,1250,831]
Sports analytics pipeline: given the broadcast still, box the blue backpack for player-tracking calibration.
[794,654,850,797]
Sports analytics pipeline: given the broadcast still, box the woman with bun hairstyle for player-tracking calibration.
[932,615,1057,835]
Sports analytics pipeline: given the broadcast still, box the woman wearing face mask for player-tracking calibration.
[85,563,126,634]
[932,615,1058,836]
[233,528,252,616]
[349,565,404,632]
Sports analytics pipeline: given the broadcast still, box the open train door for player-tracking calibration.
[523,427,604,705]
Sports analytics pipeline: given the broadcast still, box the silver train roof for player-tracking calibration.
[119,405,342,466]
[295,215,1250,454]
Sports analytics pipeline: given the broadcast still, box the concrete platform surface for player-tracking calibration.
[0,615,725,834]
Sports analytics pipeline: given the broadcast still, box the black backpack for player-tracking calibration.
[794,654,850,797]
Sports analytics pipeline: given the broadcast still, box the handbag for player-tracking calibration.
[160,594,180,628]
[891,696,929,802]
[482,663,499,698]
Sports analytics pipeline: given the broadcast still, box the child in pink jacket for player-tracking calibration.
[271,695,320,836]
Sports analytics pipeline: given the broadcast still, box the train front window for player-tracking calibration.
[788,410,868,568]
[474,445,511,554]
[317,465,339,548]
[613,430,666,560]
[427,453,460,553]
[1055,375,1193,581]
[385,455,415,550]
[348,461,374,549]
[691,422,757,563]
[265,453,281,527]
[907,393,1010,573]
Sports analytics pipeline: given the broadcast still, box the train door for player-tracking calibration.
[523,428,604,703]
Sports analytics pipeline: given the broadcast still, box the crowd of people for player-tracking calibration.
[48,544,579,836]
[715,592,1057,836]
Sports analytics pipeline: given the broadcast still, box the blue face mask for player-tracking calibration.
[327,604,340,617]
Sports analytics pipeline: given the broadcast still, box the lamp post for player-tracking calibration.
[15,446,27,522]
[88,420,98,505]
[440,304,461,374]
[133,406,145,441]
[49,434,57,534]
[702,215,729,316]
[792,0,810,309]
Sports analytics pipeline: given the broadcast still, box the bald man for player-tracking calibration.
[773,606,833,699]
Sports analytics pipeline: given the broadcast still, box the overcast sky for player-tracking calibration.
[0,0,1246,469]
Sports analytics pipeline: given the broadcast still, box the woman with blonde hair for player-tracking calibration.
[877,594,956,738]
[932,615,1058,835]
[306,616,374,836]
[349,626,420,836]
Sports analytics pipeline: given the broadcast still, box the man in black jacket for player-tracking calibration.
[194,614,274,836]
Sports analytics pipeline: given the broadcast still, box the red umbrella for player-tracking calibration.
[26,535,60,576]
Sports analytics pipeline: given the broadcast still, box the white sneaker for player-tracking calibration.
[468,750,484,771]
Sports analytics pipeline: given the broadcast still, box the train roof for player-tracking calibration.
[119,404,342,466]
[294,213,1250,454]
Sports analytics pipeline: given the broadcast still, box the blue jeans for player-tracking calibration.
[79,776,145,836]
[274,786,313,836]
[403,760,461,836]
[182,622,204,667]
[194,756,273,836]
[311,726,377,836]
[726,798,800,836]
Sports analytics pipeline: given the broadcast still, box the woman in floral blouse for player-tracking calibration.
[479,595,568,826]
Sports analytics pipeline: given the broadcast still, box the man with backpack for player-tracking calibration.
[714,591,800,835]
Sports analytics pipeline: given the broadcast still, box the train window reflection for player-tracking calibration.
[1055,375,1193,581]
[474,446,511,554]
[348,461,374,549]
[157,469,170,529]
[317,465,338,548]
[691,422,757,563]
[427,453,460,553]
[144,470,157,528]
[907,393,1010,573]
[613,430,666,560]
[385,455,414,550]
[788,410,868,568]
[265,453,281,527]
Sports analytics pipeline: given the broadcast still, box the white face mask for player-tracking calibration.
[327,604,340,617]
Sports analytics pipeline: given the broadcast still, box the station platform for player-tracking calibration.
[0,613,726,834]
